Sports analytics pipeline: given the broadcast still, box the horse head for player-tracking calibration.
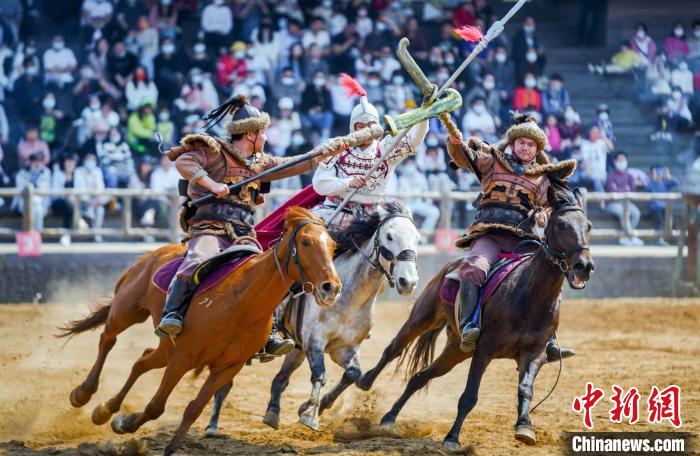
[544,183,595,289]
[375,201,421,295]
[279,207,341,307]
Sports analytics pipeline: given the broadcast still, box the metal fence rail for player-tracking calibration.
[0,186,684,242]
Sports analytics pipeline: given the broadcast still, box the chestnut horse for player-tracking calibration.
[356,184,594,449]
[58,208,341,455]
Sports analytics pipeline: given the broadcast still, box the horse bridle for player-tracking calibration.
[274,219,325,297]
[351,213,417,288]
[541,205,590,273]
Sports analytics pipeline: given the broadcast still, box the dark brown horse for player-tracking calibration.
[58,208,341,455]
[356,183,594,449]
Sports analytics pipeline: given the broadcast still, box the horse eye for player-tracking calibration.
[386,233,393,241]
[301,239,310,247]
[586,222,592,233]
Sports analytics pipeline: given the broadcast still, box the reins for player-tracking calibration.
[273,220,324,298]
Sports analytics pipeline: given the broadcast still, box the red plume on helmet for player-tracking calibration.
[339,73,367,98]
[454,25,484,43]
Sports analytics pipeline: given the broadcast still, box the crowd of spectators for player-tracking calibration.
[0,0,689,245]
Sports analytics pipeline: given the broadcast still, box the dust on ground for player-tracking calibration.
[0,298,698,455]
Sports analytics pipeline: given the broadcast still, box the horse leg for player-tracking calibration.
[203,380,233,436]
[357,284,443,391]
[70,301,149,408]
[514,352,546,445]
[319,346,361,415]
[92,341,171,425]
[298,340,326,431]
[442,346,492,450]
[110,354,190,435]
[263,348,305,430]
[380,334,469,428]
[164,362,245,456]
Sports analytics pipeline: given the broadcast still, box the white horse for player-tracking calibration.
[205,201,421,433]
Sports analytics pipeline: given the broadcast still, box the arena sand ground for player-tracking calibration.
[0,298,698,455]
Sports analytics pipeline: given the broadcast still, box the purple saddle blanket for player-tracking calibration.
[439,254,532,307]
[152,256,253,297]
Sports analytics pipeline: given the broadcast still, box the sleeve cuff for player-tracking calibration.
[189,169,208,185]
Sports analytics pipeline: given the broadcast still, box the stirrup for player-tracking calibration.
[546,341,576,362]
[459,322,480,352]
[265,336,295,356]
[155,313,183,337]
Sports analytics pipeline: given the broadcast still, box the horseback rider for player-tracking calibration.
[157,95,350,357]
[312,75,429,231]
[445,113,577,358]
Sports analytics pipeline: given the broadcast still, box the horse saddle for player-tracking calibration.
[439,254,534,308]
[152,244,262,297]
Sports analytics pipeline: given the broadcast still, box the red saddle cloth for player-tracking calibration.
[152,256,253,296]
[439,254,532,307]
[152,185,325,295]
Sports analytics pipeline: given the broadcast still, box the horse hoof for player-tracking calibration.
[515,425,537,445]
[299,414,319,431]
[442,439,461,451]
[263,410,280,430]
[356,375,373,391]
[379,413,395,429]
[203,426,223,438]
[111,414,128,435]
[69,387,90,408]
[91,402,113,425]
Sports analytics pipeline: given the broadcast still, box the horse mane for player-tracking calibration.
[283,206,326,230]
[333,200,412,252]
[548,177,580,211]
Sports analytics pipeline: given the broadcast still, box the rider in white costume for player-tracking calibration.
[311,81,429,230]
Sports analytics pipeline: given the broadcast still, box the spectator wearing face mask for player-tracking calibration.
[245,45,273,88]
[665,21,690,64]
[266,97,301,156]
[75,153,107,242]
[108,41,139,89]
[302,17,331,51]
[466,73,501,122]
[590,103,616,145]
[581,125,613,192]
[98,128,135,188]
[72,64,119,111]
[127,101,157,155]
[666,87,694,132]
[365,19,395,54]
[42,35,77,88]
[13,57,44,126]
[12,152,51,230]
[330,21,361,76]
[153,37,185,103]
[125,66,159,111]
[17,127,50,168]
[230,74,266,104]
[149,154,179,225]
[631,23,656,67]
[135,16,159,74]
[384,71,414,116]
[377,45,402,82]
[512,17,544,78]
[149,0,179,39]
[273,67,303,109]
[544,114,565,160]
[201,0,233,51]
[216,41,247,87]
[512,73,542,112]
[486,46,516,94]
[156,108,175,147]
[38,92,66,149]
[462,97,497,142]
[50,153,79,244]
[355,7,373,39]
[671,60,694,96]
[365,72,384,105]
[397,158,441,232]
[81,119,110,161]
[188,42,213,74]
[605,151,644,246]
[301,71,333,140]
[517,46,546,83]
[542,74,570,119]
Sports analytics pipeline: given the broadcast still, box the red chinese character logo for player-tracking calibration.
[609,385,640,424]
[648,385,682,427]
[572,382,605,429]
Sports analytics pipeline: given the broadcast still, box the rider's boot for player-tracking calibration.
[458,280,481,352]
[155,279,193,338]
[546,335,576,362]
[264,310,295,356]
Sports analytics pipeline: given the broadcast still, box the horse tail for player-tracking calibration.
[56,299,111,338]
[397,321,446,381]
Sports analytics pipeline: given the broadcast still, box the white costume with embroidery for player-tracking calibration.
[312,120,429,229]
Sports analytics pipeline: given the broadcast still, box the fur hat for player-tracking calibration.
[505,112,548,152]
[203,94,270,135]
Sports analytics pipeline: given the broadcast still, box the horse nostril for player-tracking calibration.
[573,261,585,272]
[398,277,408,289]
[321,282,333,294]
[587,262,595,272]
